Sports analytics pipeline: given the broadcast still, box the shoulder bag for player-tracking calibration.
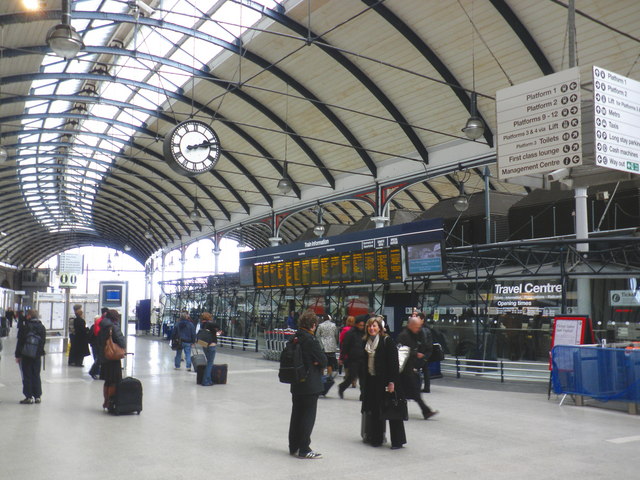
[381,391,408,421]
[104,327,126,361]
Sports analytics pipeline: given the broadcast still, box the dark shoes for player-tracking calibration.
[390,445,404,450]
[423,410,439,420]
[338,389,344,399]
[34,397,41,404]
[20,397,34,404]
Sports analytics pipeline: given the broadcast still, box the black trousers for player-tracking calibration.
[400,372,432,416]
[339,361,363,393]
[289,393,319,455]
[421,363,431,392]
[362,374,406,447]
[21,356,43,399]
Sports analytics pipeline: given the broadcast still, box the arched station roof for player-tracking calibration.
[0,0,638,266]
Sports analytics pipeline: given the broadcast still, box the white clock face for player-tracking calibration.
[163,120,220,176]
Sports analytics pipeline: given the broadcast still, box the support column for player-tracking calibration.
[213,247,221,275]
[268,237,282,247]
[371,216,389,229]
[575,186,591,317]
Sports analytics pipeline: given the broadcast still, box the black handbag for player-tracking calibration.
[381,392,408,421]
[170,336,182,351]
[428,343,445,362]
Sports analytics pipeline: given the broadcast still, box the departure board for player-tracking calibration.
[285,261,294,287]
[389,248,403,282]
[310,258,321,286]
[376,249,390,282]
[255,263,265,288]
[276,262,285,288]
[341,253,353,284]
[301,259,311,285]
[320,257,330,285]
[352,252,364,284]
[330,255,342,284]
[363,250,377,283]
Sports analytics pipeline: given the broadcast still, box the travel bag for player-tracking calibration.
[109,377,143,415]
[212,364,228,384]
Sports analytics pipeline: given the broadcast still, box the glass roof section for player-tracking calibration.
[16,0,279,234]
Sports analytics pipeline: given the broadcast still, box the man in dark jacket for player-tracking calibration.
[396,314,437,419]
[288,310,327,459]
[338,315,366,399]
[15,309,47,404]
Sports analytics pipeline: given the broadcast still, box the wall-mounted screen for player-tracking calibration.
[405,241,444,275]
[103,287,122,304]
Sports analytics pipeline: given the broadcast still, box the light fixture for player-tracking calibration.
[237,225,247,249]
[190,189,201,220]
[194,247,200,260]
[46,0,84,60]
[124,243,132,252]
[144,219,153,239]
[106,254,112,271]
[113,250,119,258]
[313,204,325,237]
[462,92,484,140]
[277,162,293,194]
[454,181,469,212]
[168,256,174,266]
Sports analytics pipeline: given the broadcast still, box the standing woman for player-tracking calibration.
[360,316,406,449]
[199,312,220,386]
[97,309,126,409]
[69,306,90,367]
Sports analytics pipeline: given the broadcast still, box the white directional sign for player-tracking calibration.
[593,66,640,174]
[58,253,84,274]
[497,67,582,179]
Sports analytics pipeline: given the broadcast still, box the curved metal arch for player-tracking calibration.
[15,140,222,226]
[489,0,555,75]
[7,44,328,194]
[2,117,257,217]
[241,0,427,166]
[361,0,494,147]
[0,163,184,243]
[2,211,150,267]
[1,70,302,200]
[22,10,337,188]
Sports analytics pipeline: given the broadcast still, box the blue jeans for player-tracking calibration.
[202,345,216,386]
[174,343,193,369]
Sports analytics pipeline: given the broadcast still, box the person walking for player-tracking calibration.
[68,305,90,367]
[172,312,196,370]
[397,314,437,420]
[338,316,366,398]
[5,307,15,329]
[96,309,126,410]
[360,316,406,449]
[315,314,338,375]
[15,309,47,404]
[288,310,327,459]
[198,312,220,386]
[416,311,434,393]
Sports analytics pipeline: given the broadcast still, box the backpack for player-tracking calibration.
[278,336,308,384]
[21,325,42,359]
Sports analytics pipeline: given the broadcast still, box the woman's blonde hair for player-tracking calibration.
[364,316,387,340]
[345,315,355,327]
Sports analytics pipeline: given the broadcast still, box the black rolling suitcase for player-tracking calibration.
[321,373,336,396]
[212,364,228,384]
[192,346,207,385]
[108,354,143,415]
[109,377,143,415]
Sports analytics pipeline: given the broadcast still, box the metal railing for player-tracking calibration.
[216,335,258,353]
[441,357,549,382]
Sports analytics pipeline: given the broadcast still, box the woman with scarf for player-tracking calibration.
[360,316,406,450]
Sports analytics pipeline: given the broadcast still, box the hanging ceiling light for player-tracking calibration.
[144,219,153,239]
[313,204,325,237]
[462,92,484,140]
[194,247,200,260]
[106,253,112,271]
[124,242,132,252]
[277,161,293,194]
[190,189,200,220]
[237,225,247,249]
[453,181,469,212]
[46,0,84,60]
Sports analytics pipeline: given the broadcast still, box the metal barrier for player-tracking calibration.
[551,345,640,404]
[441,357,550,382]
[217,335,258,353]
[263,328,295,361]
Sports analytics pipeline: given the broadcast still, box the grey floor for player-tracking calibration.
[1,329,638,480]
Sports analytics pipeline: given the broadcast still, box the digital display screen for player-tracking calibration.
[405,241,444,275]
[104,287,122,304]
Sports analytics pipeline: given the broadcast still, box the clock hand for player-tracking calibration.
[187,141,217,150]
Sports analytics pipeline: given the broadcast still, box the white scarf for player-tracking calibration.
[365,334,380,375]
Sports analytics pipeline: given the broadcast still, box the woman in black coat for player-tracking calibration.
[360,316,406,449]
[68,308,90,367]
[96,309,126,409]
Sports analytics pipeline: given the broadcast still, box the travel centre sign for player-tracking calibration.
[489,282,563,314]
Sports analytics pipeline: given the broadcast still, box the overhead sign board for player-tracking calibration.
[496,67,582,179]
[58,253,84,274]
[59,273,78,289]
[610,290,640,307]
[593,66,640,174]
